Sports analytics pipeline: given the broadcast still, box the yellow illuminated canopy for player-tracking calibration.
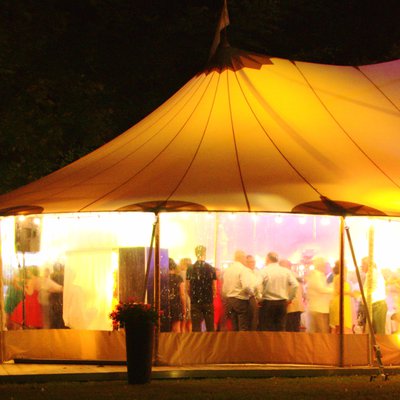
[0,45,399,216]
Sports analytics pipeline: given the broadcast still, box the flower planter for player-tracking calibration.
[109,300,159,384]
[124,319,155,384]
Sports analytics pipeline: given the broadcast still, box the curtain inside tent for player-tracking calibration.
[63,249,115,330]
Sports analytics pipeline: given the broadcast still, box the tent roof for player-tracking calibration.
[0,45,400,217]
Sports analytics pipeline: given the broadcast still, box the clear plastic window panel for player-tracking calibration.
[1,212,397,334]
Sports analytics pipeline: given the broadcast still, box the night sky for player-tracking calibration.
[1,0,399,194]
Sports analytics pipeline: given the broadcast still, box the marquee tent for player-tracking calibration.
[0,45,399,217]
[1,9,400,368]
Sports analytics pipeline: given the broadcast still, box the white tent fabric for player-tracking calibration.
[0,46,399,216]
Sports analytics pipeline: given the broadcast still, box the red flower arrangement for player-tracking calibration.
[109,299,161,330]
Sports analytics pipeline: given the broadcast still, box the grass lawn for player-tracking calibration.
[1,375,400,400]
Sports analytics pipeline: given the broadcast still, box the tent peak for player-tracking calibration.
[203,45,273,75]
[208,0,230,61]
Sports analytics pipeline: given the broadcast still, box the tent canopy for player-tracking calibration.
[0,44,399,216]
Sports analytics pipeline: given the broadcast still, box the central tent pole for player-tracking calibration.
[366,224,375,335]
[339,216,345,367]
[213,213,219,268]
[142,217,157,303]
[153,213,160,365]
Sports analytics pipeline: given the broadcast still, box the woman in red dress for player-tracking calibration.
[11,266,43,329]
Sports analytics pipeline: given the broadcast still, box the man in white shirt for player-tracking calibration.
[362,257,387,334]
[222,250,256,331]
[258,252,298,331]
[246,254,260,331]
[306,257,333,333]
[280,259,305,332]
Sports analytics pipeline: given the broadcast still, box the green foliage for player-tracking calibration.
[109,300,160,329]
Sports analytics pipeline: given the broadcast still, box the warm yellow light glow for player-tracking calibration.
[254,254,264,269]
[298,216,307,225]
[160,221,185,248]
[179,212,190,220]
[328,257,335,267]
[38,212,155,261]
[321,216,331,226]
[347,217,400,271]
[111,251,119,272]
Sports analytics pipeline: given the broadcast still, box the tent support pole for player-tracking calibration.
[366,224,374,361]
[142,218,157,303]
[213,213,219,268]
[153,213,161,366]
[338,216,345,367]
[344,225,388,381]
[0,236,5,363]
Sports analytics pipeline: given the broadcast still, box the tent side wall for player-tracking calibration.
[2,330,376,366]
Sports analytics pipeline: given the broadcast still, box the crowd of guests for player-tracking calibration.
[167,245,393,335]
[4,264,64,330]
[4,249,393,334]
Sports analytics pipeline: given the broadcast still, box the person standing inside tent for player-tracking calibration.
[362,257,388,334]
[329,261,354,334]
[354,257,370,332]
[11,266,43,329]
[38,267,63,329]
[168,258,186,333]
[4,269,24,330]
[178,257,192,333]
[306,257,333,333]
[49,262,66,328]
[213,266,225,331]
[258,252,298,331]
[245,254,261,331]
[186,245,217,332]
[279,259,305,332]
[222,250,256,331]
